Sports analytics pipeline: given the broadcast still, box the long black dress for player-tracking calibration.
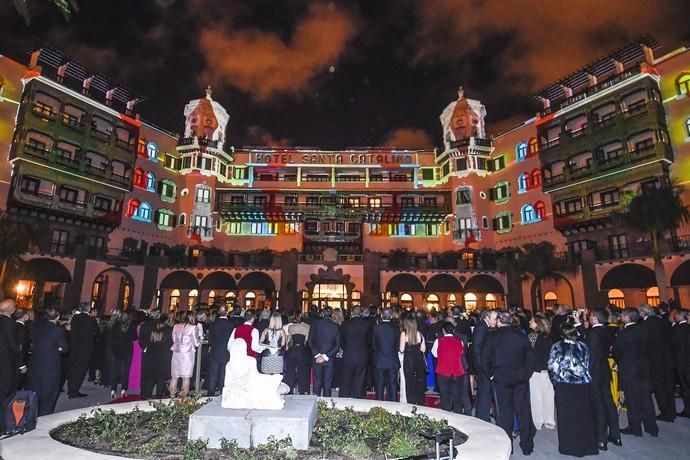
[403,340,426,405]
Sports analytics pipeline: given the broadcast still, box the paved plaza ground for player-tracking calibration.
[47,381,690,459]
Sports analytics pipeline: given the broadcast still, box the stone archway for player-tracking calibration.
[91,267,135,314]
[303,266,356,312]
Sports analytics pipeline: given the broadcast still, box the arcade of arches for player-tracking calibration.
[15,256,690,312]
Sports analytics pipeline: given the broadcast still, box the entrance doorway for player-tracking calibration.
[311,283,347,309]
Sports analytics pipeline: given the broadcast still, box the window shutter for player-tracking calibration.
[157,180,164,194]
[487,160,494,172]
[154,210,160,224]
[171,214,177,227]
[492,217,498,230]
[489,188,495,201]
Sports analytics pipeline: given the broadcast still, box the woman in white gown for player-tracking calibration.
[169,311,201,397]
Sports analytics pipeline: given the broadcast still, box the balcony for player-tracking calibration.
[178,136,219,149]
[298,253,363,264]
[54,148,81,169]
[568,164,592,180]
[628,142,658,162]
[115,138,135,152]
[31,103,57,121]
[57,199,87,214]
[596,151,625,170]
[91,128,112,142]
[23,142,52,159]
[61,113,85,131]
[450,137,494,149]
[543,173,566,188]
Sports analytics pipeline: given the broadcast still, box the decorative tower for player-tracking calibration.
[177,87,234,243]
[439,86,494,170]
[439,87,493,246]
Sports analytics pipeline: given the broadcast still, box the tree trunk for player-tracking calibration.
[651,231,669,304]
[0,259,8,299]
[536,278,544,312]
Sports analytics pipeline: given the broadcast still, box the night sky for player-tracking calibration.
[3,0,690,148]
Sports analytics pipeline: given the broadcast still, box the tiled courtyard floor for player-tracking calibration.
[51,382,690,459]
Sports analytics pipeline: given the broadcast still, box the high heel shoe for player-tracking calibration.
[121,389,127,398]
[111,390,116,400]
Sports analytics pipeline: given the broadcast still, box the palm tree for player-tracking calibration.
[499,242,574,311]
[620,183,690,304]
[0,212,42,298]
[14,0,79,26]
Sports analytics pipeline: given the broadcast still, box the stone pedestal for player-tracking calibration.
[188,395,318,449]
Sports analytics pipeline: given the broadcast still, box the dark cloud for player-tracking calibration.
[382,129,434,149]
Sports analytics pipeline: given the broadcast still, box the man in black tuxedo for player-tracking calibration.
[13,308,31,390]
[472,308,497,422]
[67,302,97,398]
[339,306,372,398]
[0,299,24,433]
[639,304,676,422]
[207,306,235,396]
[308,307,340,397]
[482,311,536,456]
[28,307,68,416]
[228,304,245,329]
[614,307,658,437]
[550,304,570,343]
[586,309,621,450]
[372,308,399,401]
[670,309,690,417]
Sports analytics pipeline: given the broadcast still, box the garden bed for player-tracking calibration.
[50,397,467,459]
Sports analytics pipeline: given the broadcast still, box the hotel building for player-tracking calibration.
[1,37,690,313]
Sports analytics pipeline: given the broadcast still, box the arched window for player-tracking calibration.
[608,289,625,308]
[146,141,159,163]
[146,172,156,192]
[485,293,497,308]
[126,199,140,217]
[188,289,199,309]
[531,169,542,188]
[178,213,186,226]
[528,138,538,155]
[133,202,153,222]
[516,142,528,161]
[482,216,489,230]
[399,293,413,308]
[677,74,690,96]
[169,289,180,311]
[208,290,216,306]
[244,291,256,309]
[534,201,546,220]
[521,204,538,224]
[133,168,146,188]
[544,292,558,310]
[426,293,440,311]
[464,293,477,311]
[518,172,529,192]
[447,293,457,307]
[646,286,660,307]
[225,291,237,306]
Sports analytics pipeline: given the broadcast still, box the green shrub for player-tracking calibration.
[183,438,208,460]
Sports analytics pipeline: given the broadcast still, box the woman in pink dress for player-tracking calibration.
[169,311,201,397]
[127,312,145,394]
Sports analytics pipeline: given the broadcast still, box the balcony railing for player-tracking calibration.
[31,103,57,120]
[178,136,219,149]
[62,113,85,130]
[24,142,51,158]
[91,128,112,142]
[543,173,565,187]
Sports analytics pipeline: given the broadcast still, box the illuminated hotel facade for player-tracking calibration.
[2,37,690,313]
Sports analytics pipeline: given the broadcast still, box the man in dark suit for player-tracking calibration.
[586,309,621,450]
[639,304,676,422]
[482,311,536,456]
[550,304,570,343]
[339,306,372,398]
[308,307,340,397]
[372,308,399,401]
[228,304,245,329]
[0,299,24,433]
[670,309,690,416]
[614,307,658,437]
[13,308,31,390]
[207,306,235,396]
[28,307,68,416]
[472,308,497,422]
[67,302,97,398]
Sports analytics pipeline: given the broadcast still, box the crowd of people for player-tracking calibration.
[1,298,689,457]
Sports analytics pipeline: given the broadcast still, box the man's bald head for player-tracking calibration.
[0,299,17,317]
